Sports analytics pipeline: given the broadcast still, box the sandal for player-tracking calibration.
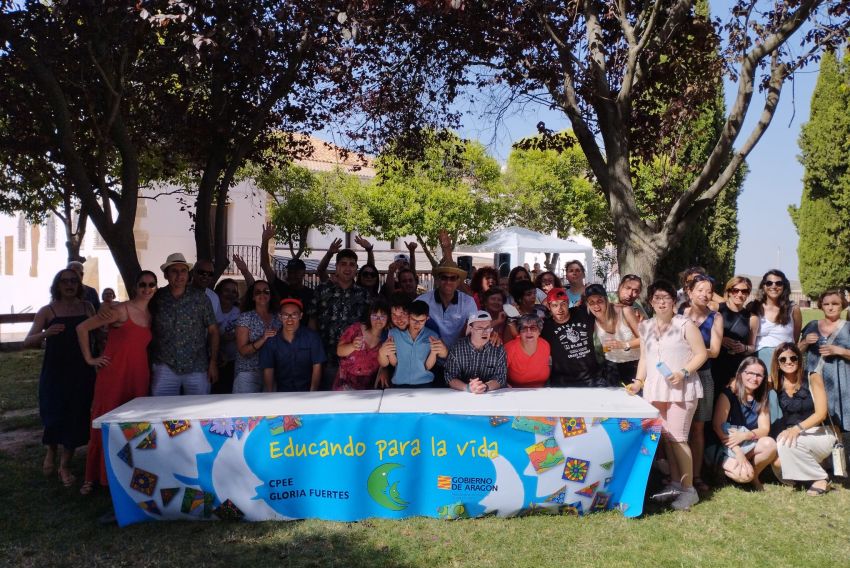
[693,477,710,493]
[80,481,95,496]
[58,468,76,488]
[806,481,831,496]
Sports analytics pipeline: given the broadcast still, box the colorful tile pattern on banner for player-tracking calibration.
[103,413,660,526]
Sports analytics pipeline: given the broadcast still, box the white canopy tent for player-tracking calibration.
[459,226,595,276]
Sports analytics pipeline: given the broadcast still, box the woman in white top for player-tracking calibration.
[585,284,640,385]
[750,270,802,378]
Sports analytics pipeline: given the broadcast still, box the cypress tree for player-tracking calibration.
[790,48,850,297]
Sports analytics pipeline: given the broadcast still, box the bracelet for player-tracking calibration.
[466,383,471,392]
[795,423,804,432]
[484,384,490,393]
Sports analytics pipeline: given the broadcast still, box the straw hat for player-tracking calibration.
[160,252,193,273]
[432,260,467,279]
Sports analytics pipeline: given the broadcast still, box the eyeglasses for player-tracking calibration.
[361,272,378,278]
[471,326,492,334]
[370,314,388,321]
[742,370,765,379]
[254,289,271,296]
[651,295,673,303]
[439,275,460,282]
[519,326,540,333]
[728,287,750,295]
[280,312,301,319]
[764,280,784,288]
[778,355,799,364]
[59,278,80,285]
[137,281,157,289]
[194,270,214,278]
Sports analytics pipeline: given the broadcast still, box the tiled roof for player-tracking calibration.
[293,135,376,178]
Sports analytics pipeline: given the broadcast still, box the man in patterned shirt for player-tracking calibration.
[445,311,506,394]
[149,253,220,396]
[308,247,370,390]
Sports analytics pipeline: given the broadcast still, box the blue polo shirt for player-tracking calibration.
[390,327,439,386]
[416,290,477,348]
[259,327,326,392]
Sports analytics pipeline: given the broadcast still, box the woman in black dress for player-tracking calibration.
[714,276,759,398]
[24,269,96,488]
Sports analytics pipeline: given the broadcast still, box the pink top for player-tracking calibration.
[639,315,703,403]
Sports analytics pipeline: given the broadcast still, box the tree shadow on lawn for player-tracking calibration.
[0,445,416,568]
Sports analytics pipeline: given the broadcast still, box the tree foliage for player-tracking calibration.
[388,0,850,282]
[790,48,850,296]
[351,131,502,266]
[504,132,613,248]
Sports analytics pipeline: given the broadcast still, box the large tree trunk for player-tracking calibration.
[616,236,662,288]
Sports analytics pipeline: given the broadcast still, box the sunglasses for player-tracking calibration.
[439,275,460,282]
[254,289,271,296]
[59,278,80,285]
[361,272,378,278]
[728,287,750,295]
[764,280,784,288]
[778,355,799,364]
[137,281,157,289]
[194,270,214,277]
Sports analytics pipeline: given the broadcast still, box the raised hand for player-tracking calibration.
[328,238,343,255]
[232,254,249,272]
[261,223,275,242]
[379,336,396,358]
[353,234,373,251]
[404,240,418,252]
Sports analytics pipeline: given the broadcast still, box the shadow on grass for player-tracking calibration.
[0,444,417,568]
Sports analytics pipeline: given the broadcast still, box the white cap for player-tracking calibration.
[466,310,493,327]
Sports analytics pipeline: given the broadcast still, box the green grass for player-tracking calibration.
[2,351,850,567]
[0,349,40,413]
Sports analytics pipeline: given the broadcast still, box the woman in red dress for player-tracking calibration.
[333,299,390,390]
[76,270,157,495]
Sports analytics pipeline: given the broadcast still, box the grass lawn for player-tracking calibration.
[2,350,849,567]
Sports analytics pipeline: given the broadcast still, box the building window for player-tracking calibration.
[45,214,56,249]
[17,215,26,250]
[94,230,107,249]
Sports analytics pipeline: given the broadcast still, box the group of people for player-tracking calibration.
[25,236,850,513]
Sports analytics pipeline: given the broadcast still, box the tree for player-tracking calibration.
[0,2,182,284]
[388,0,849,282]
[790,48,850,297]
[249,162,348,259]
[504,131,613,248]
[353,131,503,266]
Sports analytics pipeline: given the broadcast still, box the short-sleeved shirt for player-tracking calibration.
[259,327,326,392]
[308,282,370,364]
[540,307,600,387]
[150,286,216,374]
[235,310,282,374]
[390,327,439,386]
[218,306,241,363]
[416,290,478,348]
[505,337,551,388]
[445,337,507,387]
[271,279,315,311]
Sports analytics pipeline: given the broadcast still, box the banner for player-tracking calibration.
[103,413,660,526]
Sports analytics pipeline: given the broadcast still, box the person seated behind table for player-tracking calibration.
[505,314,550,388]
[445,311,507,394]
[374,293,413,388]
[540,288,601,387]
[333,299,390,390]
[260,299,326,392]
[710,357,777,490]
[379,300,448,388]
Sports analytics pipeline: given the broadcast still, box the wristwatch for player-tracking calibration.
[623,343,631,352]
[680,368,690,379]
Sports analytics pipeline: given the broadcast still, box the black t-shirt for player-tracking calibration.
[540,307,599,387]
[271,278,315,309]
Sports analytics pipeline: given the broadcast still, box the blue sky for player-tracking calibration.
[451,3,820,281]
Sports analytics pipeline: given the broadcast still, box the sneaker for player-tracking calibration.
[650,484,682,503]
[671,488,699,510]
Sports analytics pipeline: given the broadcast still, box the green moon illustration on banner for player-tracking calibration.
[366,463,407,511]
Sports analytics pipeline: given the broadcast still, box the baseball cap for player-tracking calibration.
[466,310,493,327]
[584,284,607,299]
[545,287,568,303]
[394,253,410,264]
[280,298,303,310]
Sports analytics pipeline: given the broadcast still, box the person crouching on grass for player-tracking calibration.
[445,311,506,394]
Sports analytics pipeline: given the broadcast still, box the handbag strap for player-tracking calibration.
[813,320,847,376]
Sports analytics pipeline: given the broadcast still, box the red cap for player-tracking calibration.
[545,287,569,304]
[280,298,303,310]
